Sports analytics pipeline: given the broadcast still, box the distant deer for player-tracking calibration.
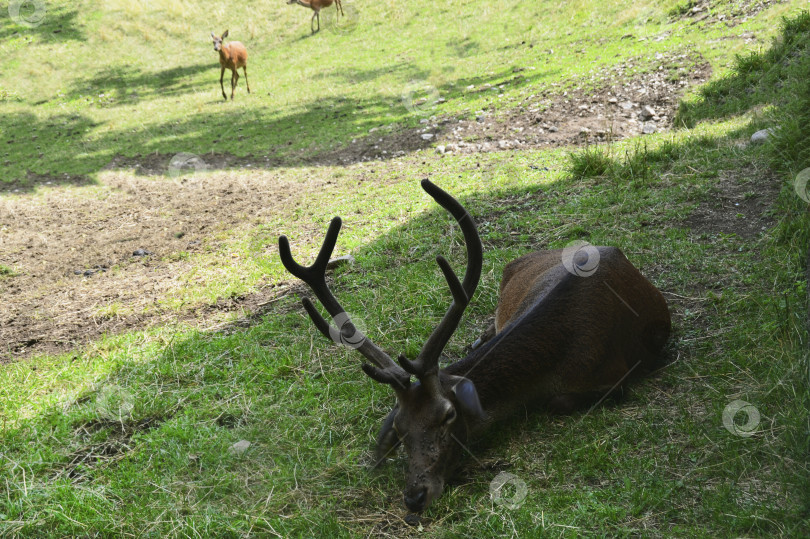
[287,0,344,34]
[279,180,671,513]
[211,30,250,101]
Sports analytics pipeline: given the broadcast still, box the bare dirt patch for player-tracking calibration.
[684,166,781,239]
[331,53,712,161]
[427,56,711,155]
[0,171,322,361]
[670,0,787,27]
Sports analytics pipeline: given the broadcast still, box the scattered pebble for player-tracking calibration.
[327,255,355,270]
[750,128,775,145]
[228,440,251,455]
[420,133,434,141]
[133,249,153,257]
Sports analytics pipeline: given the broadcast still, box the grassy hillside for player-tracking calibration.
[1,0,808,537]
[0,0,794,187]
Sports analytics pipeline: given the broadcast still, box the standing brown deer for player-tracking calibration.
[211,30,250,101]
[286,0,343,34]
[279,180,671,513]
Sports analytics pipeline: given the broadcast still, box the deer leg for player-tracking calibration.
[231,69,237,100]
[337,0,344,17]
[220,66,227,100]
[311,11,320,34]
[243,66,250,94]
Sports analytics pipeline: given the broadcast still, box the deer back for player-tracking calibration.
[220,42,248,69]
[445,247,670,422]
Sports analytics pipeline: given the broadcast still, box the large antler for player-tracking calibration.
[397,179,483,378]
[279,217,411,388]
[278,179,482,388]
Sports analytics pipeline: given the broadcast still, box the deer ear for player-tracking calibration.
[222,30,229,38]
[450,377,484,420]
[210,32,215,38]
[373,406,401,466]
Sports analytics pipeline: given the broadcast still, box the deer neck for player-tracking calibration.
[442,305,559,427]
[218,44,231,63]
[290,0,312,7]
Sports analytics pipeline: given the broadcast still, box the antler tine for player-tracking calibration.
[278,217,343,314]
[400,180,483,377]
[278,218,409,382]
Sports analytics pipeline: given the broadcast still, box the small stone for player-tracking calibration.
[642,122,657,134]
[750,128,774,145]
[436,145,446,154]
[228,440,251,455]
[640,105,656,121]
[578,127,591,136]
[419,119,429,124]
[548,125,558,133]
[404,514,421,526]
[420,133,434,141]
[498,140,510,149]
[608,97,618,104]
[327,255,355,270]
[133,249,152,257]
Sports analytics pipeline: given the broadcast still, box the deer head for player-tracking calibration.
[211,30,228,51]
[279,179,484,512]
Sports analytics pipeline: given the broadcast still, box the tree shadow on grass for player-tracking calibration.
[1,64,556,193]
[0,4,84,43]
[0,111,98,192]
[63,63,214,105]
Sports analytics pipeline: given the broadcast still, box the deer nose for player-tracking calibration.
[404,488,427,512]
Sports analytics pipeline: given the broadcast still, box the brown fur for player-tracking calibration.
[211,30,250,100]
[386,247,671,512]
[287,0,344,34]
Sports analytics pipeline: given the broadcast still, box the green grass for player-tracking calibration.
[2,1,809,537]
[0,264,18,278]
[0,0,797,189]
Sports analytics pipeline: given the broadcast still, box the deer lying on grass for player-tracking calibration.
[211,30,250,100]
[287,0,343,34]
[279,180,671,513]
